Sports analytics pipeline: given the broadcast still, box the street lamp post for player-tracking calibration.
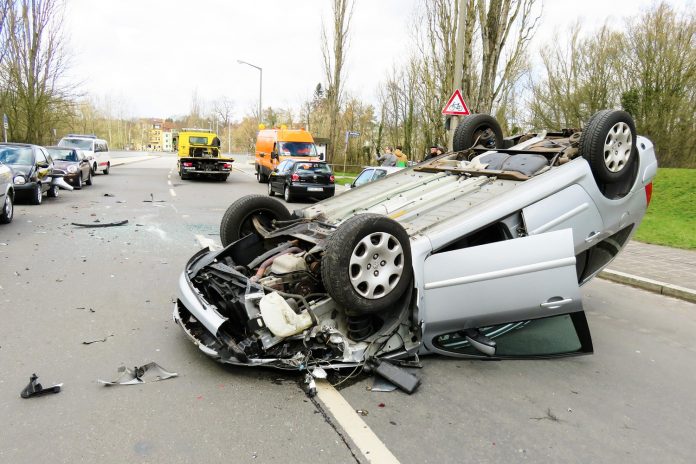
[237,60,263,124]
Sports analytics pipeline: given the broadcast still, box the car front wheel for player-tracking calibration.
[85,170,93,186]
[47,184,59,198]
[579,109,637,185]
[31,184,42,205]
[0,193,13,224]
[321,213,413,314]
[220,195,292,247]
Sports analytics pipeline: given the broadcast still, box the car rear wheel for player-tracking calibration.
[85,170,93,186]
[256,168,268,183]
[103,163,110,175]
[579,110,637,185]
[220,195,292,247]
[267,182,274,196]
[283,185,293,203]
[321,214,413,314]
[92,163,97,174]
[0,193,13,224]
[453,114,504,151]
[31,184,42,205]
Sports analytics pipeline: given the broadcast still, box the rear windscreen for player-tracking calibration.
[189,136,208,144]
[294,163,331,174]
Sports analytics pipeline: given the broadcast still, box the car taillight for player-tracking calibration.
[183,162,193,167]
[223,163,232,169]
[645,182,653,206]
[329,175,335,183]
[291,173,300,181]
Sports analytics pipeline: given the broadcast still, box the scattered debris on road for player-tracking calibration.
[103,193,115,197]
[142,193,166,203]
[98,362,178,386]
[71,220,129,228]
[82,335,113,345]
[20,374,62,398]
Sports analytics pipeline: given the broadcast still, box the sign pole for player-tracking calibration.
[3,114,7,142]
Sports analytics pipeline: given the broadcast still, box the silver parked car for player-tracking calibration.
[174,110,657,374]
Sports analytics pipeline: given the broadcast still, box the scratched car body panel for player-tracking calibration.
[174,111,657,371]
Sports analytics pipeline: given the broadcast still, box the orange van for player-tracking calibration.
[255,126,319,183]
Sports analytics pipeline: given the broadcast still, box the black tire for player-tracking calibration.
[75,173,83,190]
[85,170,93,186]
[452,114,504,151]
[92,163,97,174]
[47,184,59,198]
[256,166,269,183]
[0,192,13,224]
[578,110,637,184]
[321,213,413,314]
[267,182,275,196]
[31,184,42,205]
[103,163,110,175]
[219,195,292,247]
[283,185,293,203]
[179,165,189,180]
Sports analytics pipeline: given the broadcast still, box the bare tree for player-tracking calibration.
[1,0,72,143]
[321,0,353,163]
[475,0,541,113]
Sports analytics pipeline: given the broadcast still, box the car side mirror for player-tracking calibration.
[271,152,279,160]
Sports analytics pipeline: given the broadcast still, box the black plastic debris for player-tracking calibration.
[98,362,178,386]
[20,374,62,398]
[71,220,128,228]
[103,193,115,197]
[370,359,421,394]
[82,335,112,345]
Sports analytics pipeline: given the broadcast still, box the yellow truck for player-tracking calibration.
[177,129,233,181]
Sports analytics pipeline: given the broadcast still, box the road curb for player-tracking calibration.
[599,269,696,304]
[111,155,161,167]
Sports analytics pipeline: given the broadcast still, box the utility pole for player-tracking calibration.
[448,0,467,151]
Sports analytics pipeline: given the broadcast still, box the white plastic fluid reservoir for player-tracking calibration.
[259,292,313,337]
[270,254,307,274]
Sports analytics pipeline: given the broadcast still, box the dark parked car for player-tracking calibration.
[0,143,71,205]
[267,160,335,202]
[46,146,93,189]
[0,156,14,224]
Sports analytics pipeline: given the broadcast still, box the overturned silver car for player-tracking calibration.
[174,110,657,374]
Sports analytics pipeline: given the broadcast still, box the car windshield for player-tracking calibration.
[47,148,78,162]
[294,162,331,174]
[59,138,93,150]
[279,142,317,157]
[0,146,33,165]
[189,136,208,145]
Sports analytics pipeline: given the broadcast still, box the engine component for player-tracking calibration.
[259,292,313,337]
[271,253,308,274]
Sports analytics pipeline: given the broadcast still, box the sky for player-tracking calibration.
[63,0,693,120]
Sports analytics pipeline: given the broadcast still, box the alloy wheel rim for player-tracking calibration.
[284,187,289,201]
[5,196,12,218]
[349,232,404,299]
[268,183,272,194]
[603,122,632,172]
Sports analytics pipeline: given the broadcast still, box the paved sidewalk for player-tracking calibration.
[601,240,696,303]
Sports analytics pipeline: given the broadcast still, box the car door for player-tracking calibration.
[34,148,50,190]
[351,168,375,188]
[270,160,288,193]
[421,228,591,358]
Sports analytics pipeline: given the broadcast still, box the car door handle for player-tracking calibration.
[540,298,573,309]
[585,231,601,242]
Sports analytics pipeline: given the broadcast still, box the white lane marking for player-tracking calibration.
[233,167,255,177]
[181,214,190,219]
[195,234,221,251]
[167,180,172,186]
[169,188,177,197]
[316,380,400,463]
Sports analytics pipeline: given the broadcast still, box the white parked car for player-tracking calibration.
[58,134,111,175]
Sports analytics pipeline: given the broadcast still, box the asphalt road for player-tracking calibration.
[1,152,694,463]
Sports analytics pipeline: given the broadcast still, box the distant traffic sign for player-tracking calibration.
[442,89,470,116]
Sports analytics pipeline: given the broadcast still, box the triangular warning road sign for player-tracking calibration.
[442,89,470,116]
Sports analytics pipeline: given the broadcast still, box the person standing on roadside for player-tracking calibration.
[376,146,397,166]
[394,145,408,167]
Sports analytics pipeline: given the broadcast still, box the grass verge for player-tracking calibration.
[634,168,696,249]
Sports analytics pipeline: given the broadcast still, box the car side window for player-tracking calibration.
[353,169,374,187]
[103,142,109,152]
[276,160,288,172]
[373,169,388,181]
[35,148,47,164]
[282,162,294,174]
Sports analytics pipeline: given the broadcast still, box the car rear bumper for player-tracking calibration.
[289,183,335,198]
